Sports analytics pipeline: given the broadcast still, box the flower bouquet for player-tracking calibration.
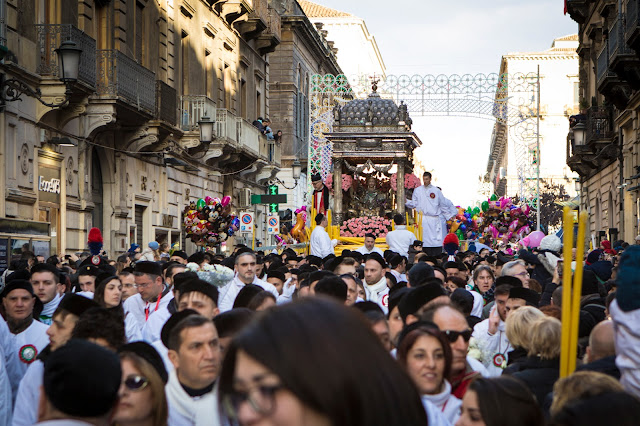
[390,173,422,191]
[185,262,235,287]
[324,174,353,192]
[340,216,391,238]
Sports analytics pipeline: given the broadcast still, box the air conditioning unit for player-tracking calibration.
[238,188,252,208]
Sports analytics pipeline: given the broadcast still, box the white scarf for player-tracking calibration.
[365,276,387,305]
[165,369,220,426]
[40,293,62,324]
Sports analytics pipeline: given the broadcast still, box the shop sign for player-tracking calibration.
[39,176,61,194]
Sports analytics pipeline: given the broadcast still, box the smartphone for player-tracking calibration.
[557,259,563,278]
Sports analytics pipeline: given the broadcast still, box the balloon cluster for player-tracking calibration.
[481,194,533,247]
[449,206,482,242]
[290,206,308,243]
[183,196,239,247]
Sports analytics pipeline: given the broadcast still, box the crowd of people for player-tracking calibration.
[0,219,640,425]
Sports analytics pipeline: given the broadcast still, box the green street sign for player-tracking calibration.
[250,194,287,205]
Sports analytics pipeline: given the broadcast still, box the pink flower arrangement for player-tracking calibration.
[324,174,353,191]
[390,173,422,191]
[340,216,391,238]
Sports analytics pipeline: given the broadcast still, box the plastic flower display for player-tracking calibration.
[390,173,422,191]
[324,174,353,192]
[340,216,391,238]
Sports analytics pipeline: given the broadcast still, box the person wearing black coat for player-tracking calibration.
[508,316,561,406]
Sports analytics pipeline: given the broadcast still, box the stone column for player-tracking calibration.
[333,158,343,225]
[397,159,405,215]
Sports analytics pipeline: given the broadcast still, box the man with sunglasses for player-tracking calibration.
[422,303,489,398]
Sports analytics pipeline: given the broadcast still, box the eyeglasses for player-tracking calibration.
[443,329,473,343]
[123,375,149,391]
[136,281,154,289]
[515,271,530,278]
[222,383,285,419]
[123,283,138,289]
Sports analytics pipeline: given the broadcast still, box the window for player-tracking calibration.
[135,2,145,64]
[181,31,189,95]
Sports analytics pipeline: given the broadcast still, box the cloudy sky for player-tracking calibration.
[314,0,577,207]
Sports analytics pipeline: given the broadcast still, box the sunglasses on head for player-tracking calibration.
[443,329,473,343]
[123,375,149,391]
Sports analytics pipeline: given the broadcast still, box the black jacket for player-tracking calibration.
[510,356,560,406]
[576,355,620,379]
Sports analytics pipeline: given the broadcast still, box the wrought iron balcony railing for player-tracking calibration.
[35,24,96,87]
[585,105,615,143]
[155,80,177,126]
[609,16,633,59]
[96,49,156,113]
[627,0,639,37]
[596,43,616,86]
[180,95,216,132]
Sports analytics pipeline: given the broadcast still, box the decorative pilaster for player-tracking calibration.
[397,160,405,215]
[333,158,343,225]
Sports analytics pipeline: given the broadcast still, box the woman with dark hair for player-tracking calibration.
[397,324,462,424]
[455,376,544,426]
[218,297,428,426]
[114,342,169,426]
[246,290,276,311]
[95,276,142,342]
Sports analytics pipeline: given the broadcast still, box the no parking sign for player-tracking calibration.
[240,212,254,232]
[267,214,279,235]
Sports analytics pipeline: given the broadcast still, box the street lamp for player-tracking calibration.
[572,122,586,146]
[268,158,304,190]
[292,158,302,181]
[1,39,82,109]
[198,114,215,149]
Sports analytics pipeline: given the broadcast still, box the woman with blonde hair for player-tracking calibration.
[114,342,169,426]
[550,371,623,417]
[509,316,562,405]
[503,306,545,373]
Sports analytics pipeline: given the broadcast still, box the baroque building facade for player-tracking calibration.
[566,1,640,243]
[486,35,580,202]
[0,0,285,263]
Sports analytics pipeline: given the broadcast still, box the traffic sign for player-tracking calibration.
[239,211,254,232]
[267,214,279,234]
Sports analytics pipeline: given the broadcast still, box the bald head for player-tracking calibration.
[588,320,615,362]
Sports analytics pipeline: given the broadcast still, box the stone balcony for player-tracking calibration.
[567,106,618,177]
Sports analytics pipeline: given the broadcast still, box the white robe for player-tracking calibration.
[123,290,174,327]
[0,319,21,398]
[406,185,457,247]
[217,275,278,313]
[166,369,220,426]
[310,226,334,258]
[385,225,417,257]
[364,276,390,314]
[355,246,385,256]
[472,318,510,377]
[141,304,172,343]
[12,359,43,426]
[11,321,49,382]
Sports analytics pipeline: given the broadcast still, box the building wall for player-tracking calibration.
[566,1,640,243]
[268,0,342,222]
[0,0,280,262]
[488,36,580,204]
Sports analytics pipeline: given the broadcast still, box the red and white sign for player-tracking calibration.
[240,212,254,232]
[267,214,280,235]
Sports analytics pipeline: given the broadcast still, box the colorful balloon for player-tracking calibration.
[196,199,206,211]
[490,194,498,201]
[527,230,546,248]
[221,196,231,207]
[481,201,489,212]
